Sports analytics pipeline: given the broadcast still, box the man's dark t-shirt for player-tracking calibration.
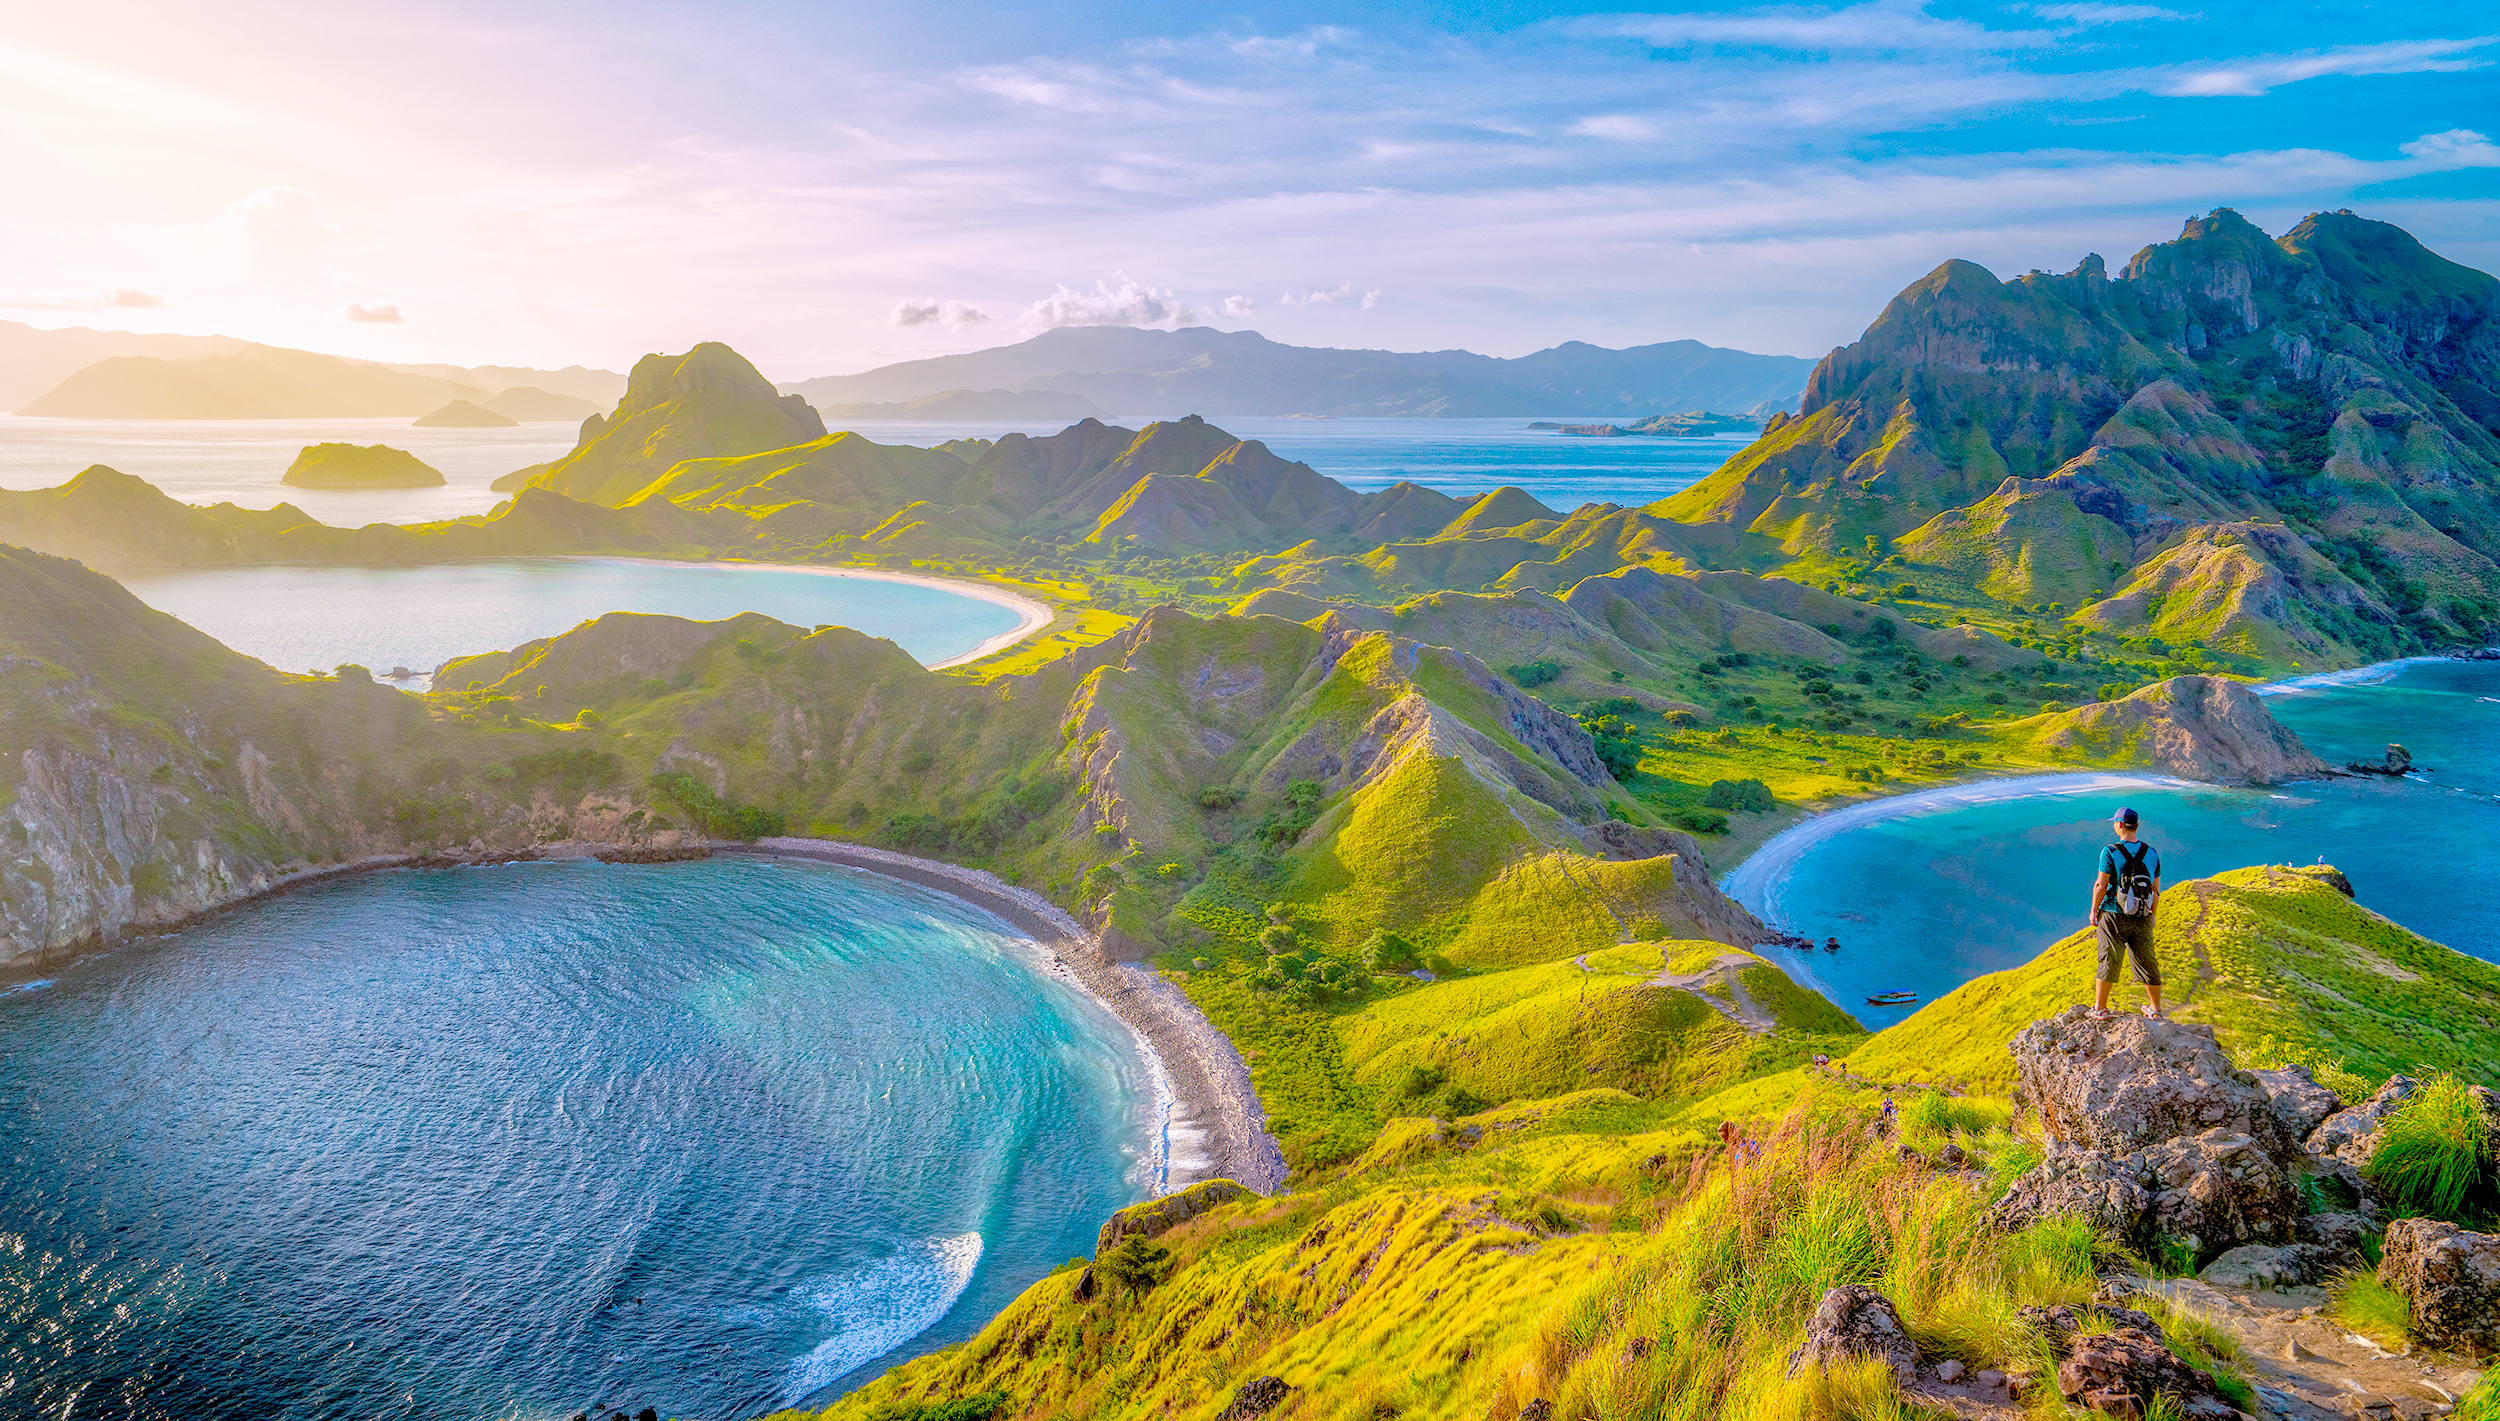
[2099,841,2161,914]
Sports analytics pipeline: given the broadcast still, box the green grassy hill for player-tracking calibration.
[1843,864,2500,1093]
[759,861,2497,1421]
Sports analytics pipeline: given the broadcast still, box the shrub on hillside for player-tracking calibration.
[1505,658,1562,687]
[1670,808,1728,833]
[1196,785,1243,810]
[1097,1236,1175,1300]
[866,1394,1007,1421]
[648,771,785,841]
[1703,778,1775,813]
[1360,929,1420,973]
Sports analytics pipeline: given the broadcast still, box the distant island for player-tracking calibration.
[1528,411,1761,438]
[413,399,517,428]
[9,335,623,419]
[784,326,1815,419]
[282,442,446,488]
[817,387,1109,421]
[478,385,602,421]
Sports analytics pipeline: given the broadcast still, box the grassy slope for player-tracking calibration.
[772,862,2496,1421]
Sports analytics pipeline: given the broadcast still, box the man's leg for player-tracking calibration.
[2131,919,2165,1018]
[2092,914,2120,1017]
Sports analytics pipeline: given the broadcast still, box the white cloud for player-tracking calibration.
[1592,0,2059,53]
[890,298,991,329]
[1279,281,1379,308]
[1222,294,1259,316]
[1571,115,1657,141]
[2400,129,2500,167]
[2159,37,2494,97]
[345,302,403,323]
[1230,27,1354,61]
[0,287,165,312]
[955,65,1107,112]
[2024,3,2195,23]
[1020,276,1196,329]
[107,288,163,308]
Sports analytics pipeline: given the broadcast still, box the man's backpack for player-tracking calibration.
[2110,841,2155,916]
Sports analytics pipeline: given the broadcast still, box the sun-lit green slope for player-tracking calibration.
[1651,210,2500,665]
[1841,864,2500,1094]
[768,1060,2097,1421]
[521,343,827,506]
[1338,939,1861,1108]
[1227,504,1706,601]
[618,429,972,520]
[2074,521,2383,664]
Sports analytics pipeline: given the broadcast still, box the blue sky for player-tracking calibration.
[1,0,2491,378]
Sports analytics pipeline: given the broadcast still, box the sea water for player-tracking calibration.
[0,415,581,526]
[112,558,1026,682]
[1,414,1742,527]
[1729,659,2500,1026]
[0,856,1152,1420]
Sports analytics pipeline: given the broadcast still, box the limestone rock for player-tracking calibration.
[2296,1211,2376,1258]
[2198,1242,2346,1290]
[1219,1375,1294,1421]
[2020,1301,2170,1354]
[1786,1285,1918,1386]
[2010,1008,2296,1159]
[1096,1178,1253,1255]
[2055,1327,2237,1419]
[2137,1127,2304,1257]
[2248,1063,2344,1141]
[1991,1142,2153,1239]
[2307,1075,2418,1165]
[2376,1218,2500,1354]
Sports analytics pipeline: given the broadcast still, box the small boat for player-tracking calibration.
[1866,991,1919,1006]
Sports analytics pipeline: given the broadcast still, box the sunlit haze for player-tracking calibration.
[3,0,2495,377]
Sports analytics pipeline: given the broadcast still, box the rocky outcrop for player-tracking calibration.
[2010,1009,2298,1158]
[1095,1178,1253,1256]
[2027,676,2335,786]
[1217,1375,1295,1421]
[2307,1074,2418,1165]
[1997,1010,2312,1261]
[2377,1219,2500,1354]
[1786,1285,1919,1387]
[2055,1327,2238,1419]
[2017,1301,2239,1419]
[2248,1064,2345,1141]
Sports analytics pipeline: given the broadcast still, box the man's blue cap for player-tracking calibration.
[2113,806,2139,826]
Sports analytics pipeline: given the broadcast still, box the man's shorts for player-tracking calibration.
[2096,911,2160,986]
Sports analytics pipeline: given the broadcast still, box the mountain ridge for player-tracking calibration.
[784,326,1815,418]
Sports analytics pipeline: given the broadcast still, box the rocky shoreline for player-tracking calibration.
[745,836,1290,1195]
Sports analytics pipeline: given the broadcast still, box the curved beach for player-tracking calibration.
[1720,770,2193,999]
[606,557,1055,669]
[745,837,1289,1197]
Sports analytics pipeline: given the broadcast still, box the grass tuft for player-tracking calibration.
[2365,1072,2497,1223]
[2326,1270,2413,1350]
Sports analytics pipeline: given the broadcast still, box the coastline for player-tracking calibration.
[1718,770,2193,998]
[743,836,1290,1197]
[595,555,1055,669]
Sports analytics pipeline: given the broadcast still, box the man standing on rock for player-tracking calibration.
[2088,807,2164,1020]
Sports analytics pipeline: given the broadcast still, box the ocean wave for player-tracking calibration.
[779,1232,984,1403]
[2253,655,2446,696]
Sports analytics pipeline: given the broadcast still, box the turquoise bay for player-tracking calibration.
[0,856,1153,1421]
[1729,660,2500,1028]
[111,557,1029,682]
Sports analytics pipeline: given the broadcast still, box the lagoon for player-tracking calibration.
[1727,660,2500,1028]
[0,856,1153,1421]
[113,557,1035,683]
